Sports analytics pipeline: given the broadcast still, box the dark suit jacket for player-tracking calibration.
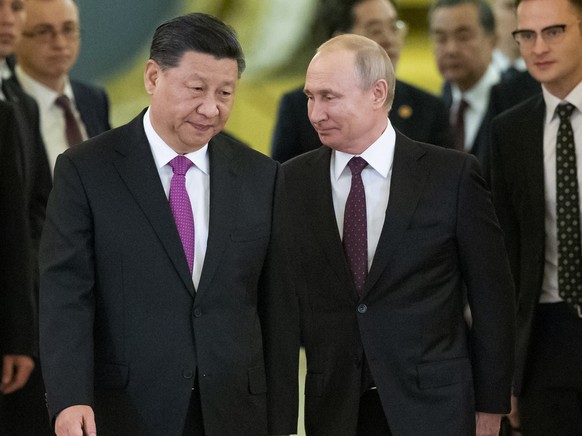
[489,70,541,119]
[271,80,452,162]
[280,135,515,435]
[491,95,552,395]
[442,82,494,181]
[70,79,111,138]
[38,111,297,436]
[0,101,35,358]
[2,76,51,252]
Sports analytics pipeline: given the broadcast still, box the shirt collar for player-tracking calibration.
[332,119,395,181]
[451,63,501,113]
[143,107,209,175]
[15,64,76,111]
[542,80,582,125]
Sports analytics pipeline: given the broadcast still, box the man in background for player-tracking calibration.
[14,0,110,173]
[491,0,582,433]
[0,101,35,436]
[0,1,52,433]
[430,0,499,180]
[271,0,452,163]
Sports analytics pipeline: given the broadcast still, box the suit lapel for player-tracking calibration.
[113,112,196,296]
[364,134,429,294]
[523,96,546,231]
[195,137,239,296]
[302,147,357,297]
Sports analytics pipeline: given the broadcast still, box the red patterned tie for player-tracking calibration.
[169,156,195,274]
[55,95,83,147]
[343,157,368,295]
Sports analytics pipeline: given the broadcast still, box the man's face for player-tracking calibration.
[430,3,496,91]
[493,0,520,59]
[517,0,582,98]
[16,0,80,85]
[350,0,402,66]
[304,48,385,155]
[0,0,25,59]
[144,51,239,154]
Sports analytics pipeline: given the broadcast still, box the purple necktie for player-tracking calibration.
[55,95,83,147]
[343,157,368,295]
[169,156,195,274]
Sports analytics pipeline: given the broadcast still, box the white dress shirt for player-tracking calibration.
[331,120,395,271]
[0,60,11,101]
[540,81,582,303]
[450,63,501,152]
[15,65,88,175]
[144,108,210,289]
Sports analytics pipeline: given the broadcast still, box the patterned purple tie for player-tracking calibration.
[169,156,195,274]
[55,95,83,147]
[343,157,368,295]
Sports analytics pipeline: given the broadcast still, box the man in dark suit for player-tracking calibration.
[0,101,35,430]
[488,69,541,118]
[491,0,582,434]
[0,2,53,433]
[431,0,500,181]
[7,3,109,433]
[271,0,452,163]
[39,13,296,436]
[281,34,515,436]
[14,0,110,171]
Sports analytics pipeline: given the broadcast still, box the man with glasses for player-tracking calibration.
[14,0,110,171]
[430,0,499,181]
[491,0,582,434]
[270,0,452,163]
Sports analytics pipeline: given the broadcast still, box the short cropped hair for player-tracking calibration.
[149,13,246,78]
[317,34,396,109]
[429,0,496,35]
[515,0,582,13]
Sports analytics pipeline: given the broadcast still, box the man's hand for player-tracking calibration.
[0,354,34,394]
[508,395,521,434]
[475,412,502,436]
[55,405,97,436]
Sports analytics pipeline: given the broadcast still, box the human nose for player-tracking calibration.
[308,98,327,125]
[531,32,550,55]
[196,94,220,118]
[0,4,16,24]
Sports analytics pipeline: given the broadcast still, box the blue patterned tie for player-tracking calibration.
[343,157,369,295]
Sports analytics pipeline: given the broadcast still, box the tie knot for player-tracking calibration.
[169,155,193,176]
[556,103,575,121]
[458,99,469,115]
[347,157,368,176]
[55,94,72,110]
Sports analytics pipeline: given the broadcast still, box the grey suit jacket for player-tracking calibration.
[39,111,297,435]
[281,134,515,435]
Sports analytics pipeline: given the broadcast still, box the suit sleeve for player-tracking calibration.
[456,154,515,413]
[258,169,300,434]
[39,152,96,421]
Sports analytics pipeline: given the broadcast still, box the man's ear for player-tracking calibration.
[144,59,161,96]
[372,79,388,108]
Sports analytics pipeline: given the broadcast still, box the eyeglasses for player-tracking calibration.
[512,20,581,47]
[21,24,81,44]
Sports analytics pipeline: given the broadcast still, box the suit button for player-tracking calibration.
[193,308,202,318]
[183,370,193,379]
[357,304,367,314]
